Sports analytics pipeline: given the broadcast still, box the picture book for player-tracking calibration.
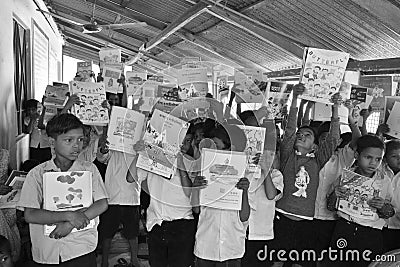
[69,81,109,126]
[336,169,382,221]
[102,65,121,94]
[299,47,349,104]
[237,125,265,179]
[99,48,121,64]
[156,84,181,102]
[136,153,176,179]
[107,106,146,154]
[200,148,247,210]
[177,67,208,99]
[125,71,147,97]
[153,98,181,114]
[44,85,69,108]
[43,171,94,235]
[178,97,211,121]
[140,80,161,112]
[349,85,373,127]
[263,81,293,119]
[0,171,27,209]
[76,62,93,82]
[312,102,349,124]
[384,97,400,138]
[43,104,58,126]
[233,68,266,103]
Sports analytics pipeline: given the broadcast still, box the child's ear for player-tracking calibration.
[312,143,318,151]
[48,137,55,147]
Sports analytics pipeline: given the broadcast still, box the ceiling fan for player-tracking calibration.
[37,2,147,34]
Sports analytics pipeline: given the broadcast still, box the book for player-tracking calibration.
[43,171,95,235]
[349,85,373,127]
[200,148,247,210]
[312,102,349,124]
[69,81,109,126]
[44,85,69,108]
[136,153,176,179]
[43,104,58,126]
[0,171,27,209]
[336,169,381,221]
[140,81,161,112]
[125,71,147,97]
[177,67,208,99]
[102,65,121,94]
[263,81,293,119]
[99,47,121,68]
[299,47,349,104]
[237,125,266,180]
[384,96,400,138]
[76,62,93,82]
[233,68,266,103]
[107,106,145,154]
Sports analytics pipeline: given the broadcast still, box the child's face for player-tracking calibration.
[181,133,193,153]
[0,251,12,267]
[108,94,120,106]
[51,128,84,161]
[212,137,227,150]
[194,129,205,147]
[356,147,384,176]
[385,148,400,174]
[295,128,315,151]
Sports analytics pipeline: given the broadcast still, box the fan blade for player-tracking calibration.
[37,9,84,26]
[104,22,147,30]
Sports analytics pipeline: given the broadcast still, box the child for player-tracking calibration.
[330,135,395,267]
[274,84,341,266]
[381,139,400,252]
[0,235,12,267]
[18,113,108,266]
[192,125,250,266]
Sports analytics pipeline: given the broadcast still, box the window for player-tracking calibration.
[32,21,49,100]
[13,19,29,135]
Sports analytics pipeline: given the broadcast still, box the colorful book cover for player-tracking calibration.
[99,48,121,64]
[107,106,145,154]
[76,62,93,82]
[177,67,208,99]
[125,71,147,97]
[233,68,266,103]
[237,125,265,179]
[102,65,121,94]
[384,96,400,138]
[69,81,109,126]
[140,81,161,112]
[0,171,27,209]
[43,105,58,126]
[336,169,381,221]
[44,85,69,107]
[153,98,181,114]
[136,153,176,179]
[263,81,293,119]
[360,76,392,122]
[200,148,247,210]
[43,171,94,235]
[299,48,349,104]
[156,84,181,102]
[312,102,349,124]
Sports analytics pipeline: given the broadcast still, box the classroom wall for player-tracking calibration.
[0,0,63,169]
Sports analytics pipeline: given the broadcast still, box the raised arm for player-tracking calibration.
[344,100,362,149]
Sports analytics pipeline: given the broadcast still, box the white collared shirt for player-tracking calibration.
[17,159,108,264]
[380,162,400,229]
[194,207,248,261]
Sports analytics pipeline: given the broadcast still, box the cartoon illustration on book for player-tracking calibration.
[264,82,293,119]
[292,166,310,198]
[336,169,381,221]
[113,118,137,139]
[209,164,239,176]
[233,68,267,103]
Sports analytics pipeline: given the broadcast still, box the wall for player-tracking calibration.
[0,0,63,169]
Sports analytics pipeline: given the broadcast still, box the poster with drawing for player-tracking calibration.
[384,97,400,138]
[141,80,161,112]
[263,81,293,119]
[107,106,145,154]
[299,48,349,104]
[125,71,147,97]
[43,105,58,126]
[0,171,27,209]
[237,125,265,180]
[136,153,176,179]
[233,68,267,103]
[76,62,93,82]
[44,85,69,107]
[360,76,392,122]
[103,65,121,94]
[70,81,109,126]
[349,85,373,127]
[200,148,247,210]
[99,47,121,69]
[336,169,380,221]
[177,67,208,99]
[312,102,349,124]
[43,171,94,235]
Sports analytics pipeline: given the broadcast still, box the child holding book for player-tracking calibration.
[329,135,395,267]
[18,113,108,266]
[192,125,250,266]
[273,84,341,266]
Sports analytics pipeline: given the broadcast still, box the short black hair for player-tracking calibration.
[356,134,385,154]
[23,99,39,110]
[385,139,400,156]
[238,110,257,126]
[46,113,84,139]
[0,235,11,255]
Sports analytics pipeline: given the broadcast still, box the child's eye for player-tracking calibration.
[65,139,72,143]
[78,137,84,142]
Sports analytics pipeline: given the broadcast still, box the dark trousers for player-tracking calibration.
[328,218,384,267]
[241,239,272,267]
[148,219,195,267]
[382,227,400,253]
[195,257,241,267]
[27,251,96,267]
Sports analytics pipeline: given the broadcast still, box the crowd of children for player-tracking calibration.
[0,81,399,267]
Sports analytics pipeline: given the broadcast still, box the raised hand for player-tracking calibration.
[0,184,12,195]
[193,176,207,189]
[133,140,145,152]
[330,92,343,106]
[292,83,306,98]
[236,178,250,191]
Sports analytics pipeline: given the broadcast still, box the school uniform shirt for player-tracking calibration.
[24,117,50,148]
[337,167,393,230]
[137,160,194,232]
[248,169,283,240]
[97,150,140,205]
[314,145,355,220]
[380,162,400,229]
[194,207,248,261]
[277,107,340,219]
[17,159,108,264]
